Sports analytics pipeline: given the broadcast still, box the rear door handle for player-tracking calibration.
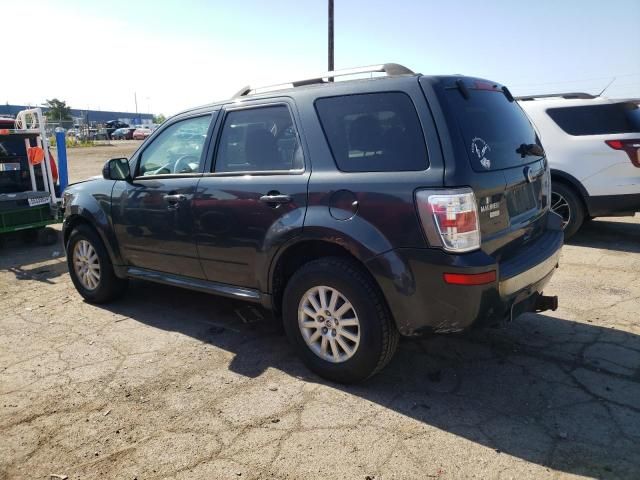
[164,193,187,209]
[259,194,291,205]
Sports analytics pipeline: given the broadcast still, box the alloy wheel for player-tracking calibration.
[551,191,571,230]
[73,239,101,290]
[298,286,361,363]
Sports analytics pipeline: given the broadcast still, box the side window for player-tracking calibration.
[547,103,640,136]
[214,105,302,173]
[138,115,211,176]
[315,92,428,172]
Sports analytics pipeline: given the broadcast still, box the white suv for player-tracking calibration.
[518,93,640,238]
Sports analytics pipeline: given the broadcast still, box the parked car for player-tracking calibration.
[518,93,640,238]
[132,127,152,140]
[62,63,563,383]
[105,120,129,139]
[111,127,136,140]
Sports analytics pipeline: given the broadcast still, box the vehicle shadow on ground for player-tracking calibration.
[0,234,66,283]
[96,280,640,479]
[569,217,640,253]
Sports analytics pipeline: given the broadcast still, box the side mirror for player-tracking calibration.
[103,158,131,181]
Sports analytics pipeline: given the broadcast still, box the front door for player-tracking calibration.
[194,102,309,291]
[111,114,214,278]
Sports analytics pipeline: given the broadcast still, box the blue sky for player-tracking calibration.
[4,0,639,115]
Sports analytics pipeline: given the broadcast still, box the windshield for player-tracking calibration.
[436,81,542,172]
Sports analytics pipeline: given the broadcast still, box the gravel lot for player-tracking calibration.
[1,143,639,479]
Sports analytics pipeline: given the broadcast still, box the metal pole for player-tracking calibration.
[55,127,68,192]
[328,0,334,79]
[134,92,138,124]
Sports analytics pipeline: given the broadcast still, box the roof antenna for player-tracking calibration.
[598,77,616,97]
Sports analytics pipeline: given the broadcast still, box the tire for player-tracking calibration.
[551,182,585,240]
[66,224,128,303]
[282,257,399,384]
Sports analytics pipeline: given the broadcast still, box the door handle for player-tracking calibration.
[259,194,292,206]
[164,193,187,209]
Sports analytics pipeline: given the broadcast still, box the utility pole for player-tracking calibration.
[328,0,334,78]
[134,92,138,124]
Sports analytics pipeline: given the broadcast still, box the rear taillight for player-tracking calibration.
[415,188,481,253]
[605,139,640,168]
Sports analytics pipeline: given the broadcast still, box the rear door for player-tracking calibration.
[424,77,551,257]
[194,100,309,292]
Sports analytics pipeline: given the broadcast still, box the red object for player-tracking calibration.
[428,203,478,234]
[443,271,496,285]
[27,147,59,181]
[605,139,640,167]
[48,150,59,182]
[27,147,45,165]
[474,81,499,91]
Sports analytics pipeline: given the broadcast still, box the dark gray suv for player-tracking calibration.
[62,63,563,383]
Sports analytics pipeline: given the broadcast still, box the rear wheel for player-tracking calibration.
[282,257,399,384]
[66,225,127,303]
[551,182,585,240]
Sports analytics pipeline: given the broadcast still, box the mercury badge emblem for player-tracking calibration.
[524,166,535,183]
[471,137,491,170]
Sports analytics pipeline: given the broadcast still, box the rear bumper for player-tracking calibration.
[585,193,640,217]
[366,215,563,336]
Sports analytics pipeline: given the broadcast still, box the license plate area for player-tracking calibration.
[507,180,540,218]
[28,195,50,207]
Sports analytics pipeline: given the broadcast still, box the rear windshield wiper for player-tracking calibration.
[516,143,545,158]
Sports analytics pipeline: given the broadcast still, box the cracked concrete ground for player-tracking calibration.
[1,144,639,479]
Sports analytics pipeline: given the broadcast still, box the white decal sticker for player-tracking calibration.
[471,137,492,169]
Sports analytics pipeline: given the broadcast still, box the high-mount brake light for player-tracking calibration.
[415,189,481,253]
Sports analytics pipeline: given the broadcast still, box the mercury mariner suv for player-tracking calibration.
[62,63,563,383]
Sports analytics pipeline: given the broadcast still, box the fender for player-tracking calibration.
[550,169,590,200]
[264,204,396,293]
[62,178,125,270]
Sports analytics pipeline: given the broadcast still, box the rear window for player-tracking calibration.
[437,84,541,171]
[315,92,428,172]
[0,138,26,158]
[546,102,640,136]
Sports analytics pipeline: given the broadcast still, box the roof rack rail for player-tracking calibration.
[232,63,415,98]
[515,92,597,101]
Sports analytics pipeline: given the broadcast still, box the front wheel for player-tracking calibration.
[66,225,128,303]
[282,257,399,384]
[551,182,585,240]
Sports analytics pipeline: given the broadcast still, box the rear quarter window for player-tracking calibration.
[315,92,428,172]
[546,102,640,136]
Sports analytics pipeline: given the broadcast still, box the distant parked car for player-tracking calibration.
[111,127,136,140]
[105,120,130,139]
[519,93,640,239]
[132,127,152,140]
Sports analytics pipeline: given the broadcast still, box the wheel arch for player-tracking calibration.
[550,169,590,213]
[268,237,389,319]
[63,212,125,275]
